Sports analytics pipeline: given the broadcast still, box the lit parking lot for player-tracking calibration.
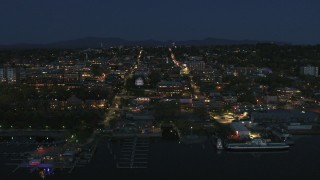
[210,113,235,124]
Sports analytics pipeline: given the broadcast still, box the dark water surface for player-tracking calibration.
[1,136,320,180]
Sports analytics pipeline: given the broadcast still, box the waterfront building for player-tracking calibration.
[251,110,319,123]
[230,121,250,137]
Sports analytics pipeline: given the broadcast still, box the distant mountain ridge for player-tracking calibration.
[0,37,285,49]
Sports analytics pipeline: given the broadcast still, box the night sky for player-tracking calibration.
[1,0,320,44]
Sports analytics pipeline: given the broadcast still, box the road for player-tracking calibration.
[103,49,143,127]
[168,48,203,99]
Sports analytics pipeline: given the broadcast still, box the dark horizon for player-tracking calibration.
[0,36,290,47]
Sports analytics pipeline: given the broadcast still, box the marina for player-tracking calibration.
[116,137,150,168]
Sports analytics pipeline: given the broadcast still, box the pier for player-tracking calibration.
[116,137,149,168]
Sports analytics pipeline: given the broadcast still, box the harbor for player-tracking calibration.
[0,118,317,179]
[1,135,320,179]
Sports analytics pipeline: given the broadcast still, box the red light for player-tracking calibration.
[29,160,41,166]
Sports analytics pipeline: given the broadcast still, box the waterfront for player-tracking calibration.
[1,135,320,180]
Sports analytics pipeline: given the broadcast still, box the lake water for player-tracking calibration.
[1,135,320,180]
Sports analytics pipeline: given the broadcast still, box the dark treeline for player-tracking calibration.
[0,84,106,131]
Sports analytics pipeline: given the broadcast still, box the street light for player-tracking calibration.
[190,126,193,136]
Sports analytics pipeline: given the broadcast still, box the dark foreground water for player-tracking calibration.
[1,135,320,180]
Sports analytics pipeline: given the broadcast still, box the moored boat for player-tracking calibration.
[226,138,290,151]
[216,138,224,150]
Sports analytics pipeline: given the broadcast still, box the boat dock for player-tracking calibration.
[116,137,149,168]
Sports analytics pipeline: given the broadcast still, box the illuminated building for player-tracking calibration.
[0,66,25,84]
[300,65,318,77]
[0,68,5,82]
[186,61,205,71]
[230,121,250,137]
[157,81,183,95]
[135,77,144,86]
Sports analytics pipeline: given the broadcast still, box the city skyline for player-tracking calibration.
[1,1,320,179]
[1,40,320,179]
[1,0,320,45]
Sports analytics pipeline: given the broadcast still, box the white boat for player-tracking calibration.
[226,138,290,151]
[216,138,224,150]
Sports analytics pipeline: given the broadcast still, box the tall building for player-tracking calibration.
[300,66,318,77]
[0,67,17,83]
[7,68,17,83]
[0,68,5,82]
